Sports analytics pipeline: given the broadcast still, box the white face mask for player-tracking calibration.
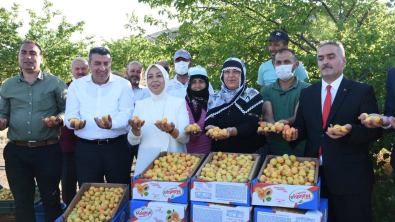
[174,61,190,75]
[275,64,295,81]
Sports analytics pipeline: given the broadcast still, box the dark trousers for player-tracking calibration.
[61,152,77,207]
[319,166,373,222]
[128,142,139,169]
[75,136,131,188]
[3,142,63,222]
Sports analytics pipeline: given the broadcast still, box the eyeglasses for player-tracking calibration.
[164,67,169,72]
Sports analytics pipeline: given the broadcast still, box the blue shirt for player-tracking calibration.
[257,59,309,86]
[133,86,150,105]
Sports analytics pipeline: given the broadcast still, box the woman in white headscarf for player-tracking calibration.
[128,64,190,176]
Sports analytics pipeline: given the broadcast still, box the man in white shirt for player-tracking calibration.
[167,49,214,98]
[65,47,133,187]
[125,61,149,168]
[126,61,150,102]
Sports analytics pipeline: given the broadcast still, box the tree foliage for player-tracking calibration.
[0,1,94,83]
[116,0,395,218]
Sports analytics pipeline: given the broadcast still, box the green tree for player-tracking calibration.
[0,1,94,83]
[130,0,395,219]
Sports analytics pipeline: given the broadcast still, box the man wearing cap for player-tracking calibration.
[125,61,150,168]
[0,40,66,221]
[65,47,133,188]
[259,48,310,156]
[167,49,214,98]
[258,31,309,89]
[60,57,89,207]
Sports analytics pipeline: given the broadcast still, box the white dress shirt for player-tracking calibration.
[132,85,150,105]
[320,74,343,165]
[65,74,134,140]
[167,76,215,99]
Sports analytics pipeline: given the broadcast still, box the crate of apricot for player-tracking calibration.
[190,151,261,206]
[132,152,206,204]
[251,154,320,210]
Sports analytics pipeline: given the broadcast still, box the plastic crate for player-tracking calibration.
[0,185,41,214]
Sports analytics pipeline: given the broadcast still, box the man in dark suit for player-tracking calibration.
[283,40,382,222]
[359,67,395,171]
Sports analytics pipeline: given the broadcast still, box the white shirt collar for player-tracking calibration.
[85,73,115,84]
[322,74,343,92]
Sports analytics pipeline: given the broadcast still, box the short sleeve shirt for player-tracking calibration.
[257,59,309,86]
[260,77,311,156]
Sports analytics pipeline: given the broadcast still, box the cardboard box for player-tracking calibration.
[132,152,206,203]
[56,201,129,222]
[58,183,130,222]
[251,155,320,210]
[254,198,328,222]
[130,199,188,222]
[191,201,253,222]
[190,152,261,206]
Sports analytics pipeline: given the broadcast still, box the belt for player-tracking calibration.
[77,134,126,145]
[10,138,60,147]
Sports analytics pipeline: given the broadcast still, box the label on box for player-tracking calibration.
[133,180,188,203]
[256,209,322,222]
[192,204,251,222]
[130,200,188,222]
[191,181,249,204]
[252,183,319,209]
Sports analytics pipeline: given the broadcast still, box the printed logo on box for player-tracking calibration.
[289,189,313,204]
[163,185,184,198]
[134,207,153,219]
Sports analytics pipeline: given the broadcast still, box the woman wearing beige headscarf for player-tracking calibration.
[128,64,190,176]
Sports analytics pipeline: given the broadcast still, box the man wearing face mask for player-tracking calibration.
[259,48,310,156]
[167,49,214,98]
[258,31,309,89]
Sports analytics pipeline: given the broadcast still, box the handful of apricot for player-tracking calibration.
[258,122,294,133]
[185,123,201,133]
[100,115,109,125]
[207,127,227,136]
[327,124,349,134]
[133,115,143,123]
[45,116,57,125]
[360,113,380,124]
[68,118,83,125]
[156,118,171,127]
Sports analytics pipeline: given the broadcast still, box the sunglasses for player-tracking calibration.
[163,67,169,72]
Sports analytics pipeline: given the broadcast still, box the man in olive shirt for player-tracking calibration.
[0,40,67,222]
[259,48,310,156]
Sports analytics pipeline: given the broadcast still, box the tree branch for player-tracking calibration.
[344,1,357,20]
[320,1,337,23]
[294,33,317,52]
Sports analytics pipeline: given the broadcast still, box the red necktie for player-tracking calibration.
[319,85,332,160]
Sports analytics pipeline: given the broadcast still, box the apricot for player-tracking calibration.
[359,113,368,119]
[101,115,109,125]
[372,116,380,123]
[162,118,168,123]
[340,126,348,133]
[260,122,267,128]
[333,124,341,132]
